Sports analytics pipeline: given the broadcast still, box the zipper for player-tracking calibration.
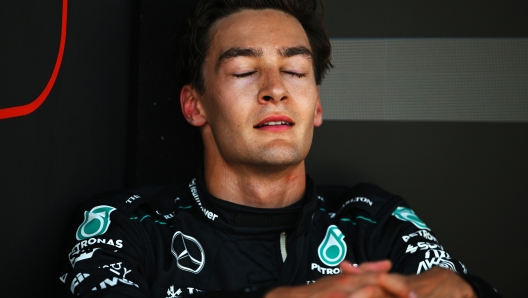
[280,231,287,262]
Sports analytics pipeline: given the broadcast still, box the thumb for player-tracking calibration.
[339,260,362,274]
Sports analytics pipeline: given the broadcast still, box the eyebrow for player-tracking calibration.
[278,46,313,59]
[216,47,263,71]
[215,46,313,71]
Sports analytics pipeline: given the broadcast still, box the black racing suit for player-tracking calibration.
[59,172,500,297]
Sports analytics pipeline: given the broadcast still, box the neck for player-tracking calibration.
[203,158,306,209]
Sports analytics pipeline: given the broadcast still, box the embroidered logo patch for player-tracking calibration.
[392,206,430,230]
[76,205,116,240]
[318,225,347,267]
[171,231,205,274]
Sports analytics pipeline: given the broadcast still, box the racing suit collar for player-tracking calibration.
[183,168,318,235]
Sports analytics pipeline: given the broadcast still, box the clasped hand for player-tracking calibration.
[266,260,476,298]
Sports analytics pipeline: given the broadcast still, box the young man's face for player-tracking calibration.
[184,9,322,169]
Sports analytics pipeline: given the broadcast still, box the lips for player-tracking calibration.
[254,116,294,128]
[255,121,293,128]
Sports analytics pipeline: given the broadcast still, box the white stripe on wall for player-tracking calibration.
[320,38,528,122]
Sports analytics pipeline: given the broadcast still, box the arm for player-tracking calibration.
[377,207,500,297]
[343,203,501,298]
[59,202,151,296]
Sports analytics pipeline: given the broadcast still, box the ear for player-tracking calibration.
[313,88,323,127]
[180,85,207,127]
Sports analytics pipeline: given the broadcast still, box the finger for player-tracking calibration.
[331,271,408,297]
[358,260,392,273]
[340,260,362,275]
[377,273,412,298]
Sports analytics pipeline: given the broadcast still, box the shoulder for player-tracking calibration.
[75,184,187,218]
[63,184,189,268]
[316,183,408,221]
[68,184,189,243]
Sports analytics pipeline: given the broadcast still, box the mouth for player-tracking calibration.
[254,116,295,132]
[254,121,294,128]
[254,115,295,129]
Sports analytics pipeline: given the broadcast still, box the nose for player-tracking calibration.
[257,69,288,104]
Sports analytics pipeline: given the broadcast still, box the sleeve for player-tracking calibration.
[375,205,466,275]
[370,202,502,298]
[58,198,152,297]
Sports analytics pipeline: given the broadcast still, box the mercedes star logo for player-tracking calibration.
[171,231,205,274]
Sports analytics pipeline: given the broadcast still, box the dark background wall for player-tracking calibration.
[0,0,133,295]
[0,0,526,296]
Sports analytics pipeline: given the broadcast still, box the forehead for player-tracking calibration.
[208,9,311,56]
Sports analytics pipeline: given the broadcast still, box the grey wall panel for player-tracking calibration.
[323,0,528,38]
[306,121,528,297]
[320,38,528,122]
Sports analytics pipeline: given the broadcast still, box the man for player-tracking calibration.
[60,0,500,297]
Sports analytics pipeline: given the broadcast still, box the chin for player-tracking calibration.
[252,146,306,168]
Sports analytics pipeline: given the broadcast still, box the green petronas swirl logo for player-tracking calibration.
[318,225,347,267]
[392,206,430,230]
[76,205,116,240]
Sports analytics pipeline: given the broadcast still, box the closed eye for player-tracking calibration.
[283,71,305,78]
[233,71,257,78]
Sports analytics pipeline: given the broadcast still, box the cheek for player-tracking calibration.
[294,88,319,117]
[207,92,251,133]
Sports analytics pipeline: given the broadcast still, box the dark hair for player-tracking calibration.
[177,0,332,94]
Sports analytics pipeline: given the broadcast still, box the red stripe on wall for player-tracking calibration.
[0,0,68,120]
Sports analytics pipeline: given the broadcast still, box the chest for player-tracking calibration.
[148,211,368,297]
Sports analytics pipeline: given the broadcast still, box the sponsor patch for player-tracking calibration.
[71,273,90,294]
[68,238,123,267]
[318,225,347,267]
[91,277,139,291]
[338,197,373,214]
[417,257,457,274]
[416,246,461,274]
[166,286,203,297]
[98,262,131,279]
[171,231,205,274]
[70,247,101,267]
[405,242,444,254]
[311,263,342,275]
[188,179,218,221]
[126,195,140,204]
[392,207,430,230]
[402,230,438,243]
[76,205,116,240]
